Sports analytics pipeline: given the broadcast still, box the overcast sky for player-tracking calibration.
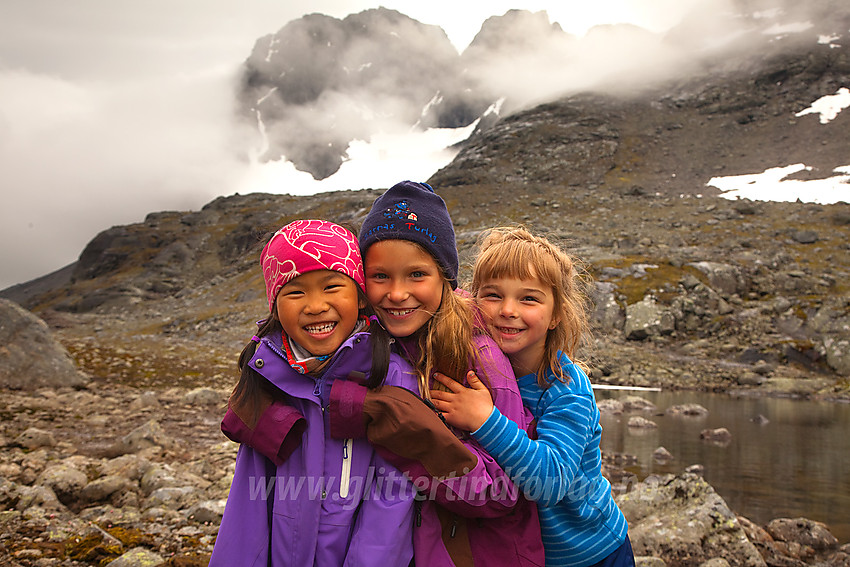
[0,0,737,289]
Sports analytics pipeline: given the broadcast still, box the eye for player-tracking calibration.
[522,295,541,303]
[481,292,501,300]
[369,272,388,281]
[283,289,304,297]
[325,283,343,291]
[410,270,426,278]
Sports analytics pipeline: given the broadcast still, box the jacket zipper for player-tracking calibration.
[340,438,353,498]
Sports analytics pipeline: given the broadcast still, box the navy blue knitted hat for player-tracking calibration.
[359,180,458,289]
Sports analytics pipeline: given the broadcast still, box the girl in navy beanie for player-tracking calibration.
[326,181,545,566]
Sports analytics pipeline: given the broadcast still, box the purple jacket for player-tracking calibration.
[210,331,418,566]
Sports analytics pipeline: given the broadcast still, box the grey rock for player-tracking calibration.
[183,387,225,406]
[687,262,747,297]
[700,427,733,445]
[117,420,175,454]
[186,499,227,524]
[81,475,129,503]
[791,230,818,244]
[592,282,625,332]
[625,296,675,340]
[686,464,705,475]
[14,427,56,450]
[628,416,658,429]
[105,546,164,567]
[144,486,197,511]
[765,518,839,551]
[101,454,153,481]
[618,474,767,567]
[666,403,709,417]
[36,464,88,505]
[129,391,161,411]
[622,396,657,412]
[737,372,765,386]
[822,337,850,376]
[0,298,89,390]
[653,447,674,462]
[16,484,63,512]
[597,398,624,414]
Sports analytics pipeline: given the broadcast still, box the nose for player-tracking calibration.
[304,293,330,314]
[386,281,408,303]
[499,298,518,318]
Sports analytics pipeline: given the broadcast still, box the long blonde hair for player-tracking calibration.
[470,226,591,387]
[393,242,483,400]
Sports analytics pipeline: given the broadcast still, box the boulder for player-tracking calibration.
[700,427,733,445]
[105,546,164,567]
[592,282,625,332]
[765,518,839,553]
[687,262,747,297]
[617,474,767,567]
[0,298,89,390]
[822,337,850,376]
[622,396,657,412]
[184,387,225,406]
[36,464,88,506]
[653,447,674,463]
[597,398,625,414]
[666,403,709,417]
[625,296,675,340]
[628,416,658,429]
[115,420,176,454]
[13,427,57,450]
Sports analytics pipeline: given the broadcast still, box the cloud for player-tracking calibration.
[0,64,253,289]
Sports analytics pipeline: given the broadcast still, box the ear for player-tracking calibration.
[359,296,367,310]
[548,316,559,330]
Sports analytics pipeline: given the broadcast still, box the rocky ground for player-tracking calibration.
[1,184,849,566]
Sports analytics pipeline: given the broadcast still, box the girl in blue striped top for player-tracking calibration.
[432,226,634,567]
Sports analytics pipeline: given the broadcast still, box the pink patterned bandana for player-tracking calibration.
[261,220,366,312]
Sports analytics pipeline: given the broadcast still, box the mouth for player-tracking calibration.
[382,307,418,318]
[495,326,523,336]
[304,322,338,336]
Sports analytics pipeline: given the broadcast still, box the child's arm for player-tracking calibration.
[221,400,306,466]
[432,370,592,507]
[329,381,522,518]
[329,339,529,518]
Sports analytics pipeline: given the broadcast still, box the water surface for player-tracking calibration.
[595,389,850,544]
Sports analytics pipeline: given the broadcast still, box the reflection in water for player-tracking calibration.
[595,390,850,544]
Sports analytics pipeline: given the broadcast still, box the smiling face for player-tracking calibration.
[364,239,444,338]
[275,269,364,356]
[475,270,558,376]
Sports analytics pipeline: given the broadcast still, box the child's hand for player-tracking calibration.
[430,371,494,432]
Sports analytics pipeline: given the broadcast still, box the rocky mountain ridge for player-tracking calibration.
[241,1,850,180]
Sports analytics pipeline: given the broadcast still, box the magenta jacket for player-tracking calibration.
[328,333,545,566]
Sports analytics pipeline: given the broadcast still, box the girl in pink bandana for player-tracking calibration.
[211,220,442,566]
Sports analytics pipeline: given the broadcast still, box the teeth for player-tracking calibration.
[305,322,336,334]
[499,327,521,335]
[387,308,415,316]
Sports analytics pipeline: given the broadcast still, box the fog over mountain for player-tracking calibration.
[1,0,848,290]
[239,0,849,180]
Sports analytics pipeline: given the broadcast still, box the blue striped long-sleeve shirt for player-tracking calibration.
[472,351,628,567]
